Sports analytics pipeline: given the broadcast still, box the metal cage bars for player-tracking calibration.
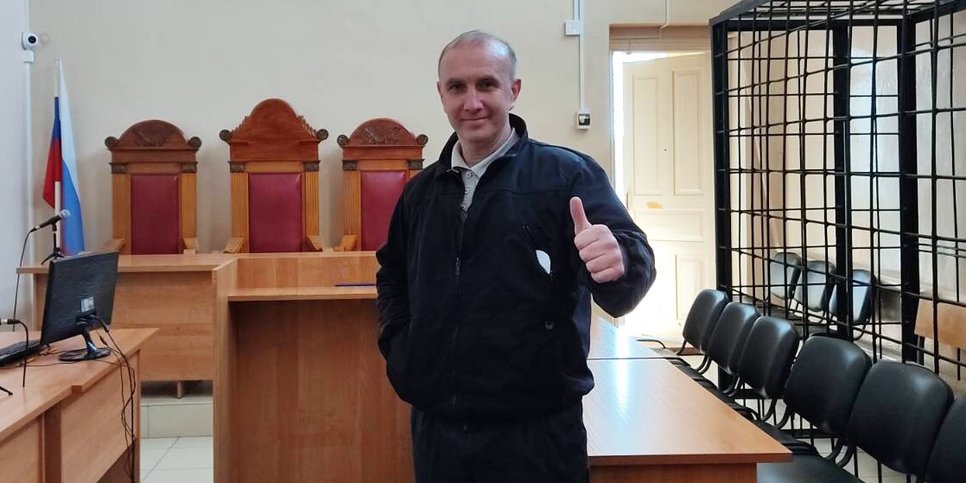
[712,0,966,372]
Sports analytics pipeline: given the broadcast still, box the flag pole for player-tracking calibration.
[54,59,62,252]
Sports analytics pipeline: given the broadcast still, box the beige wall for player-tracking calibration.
[1,0,29,317]
[26,0,733,254]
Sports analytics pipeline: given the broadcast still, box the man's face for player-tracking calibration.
[437,42,521,151]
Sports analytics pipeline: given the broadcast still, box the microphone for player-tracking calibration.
[31,210,69,232]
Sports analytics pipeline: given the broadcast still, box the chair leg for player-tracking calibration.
[175,380,201,399]
[825,437,845,461]
[760,399,778,422]
[675,342,688,355]
[634,336,667,349]
[721,377,741,396]
[835,444,856,468]
[695,355,712,374]
[775,405,793,429]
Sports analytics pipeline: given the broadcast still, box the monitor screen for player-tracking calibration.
[41,251,119,346]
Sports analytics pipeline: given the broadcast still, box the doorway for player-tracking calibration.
[613,49,716,343]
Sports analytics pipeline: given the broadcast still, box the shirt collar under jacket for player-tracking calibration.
[451,129,520,179]
[435,114,529,179]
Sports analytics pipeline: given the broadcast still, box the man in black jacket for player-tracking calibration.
[376,30,656,483]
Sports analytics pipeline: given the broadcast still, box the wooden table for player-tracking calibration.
[585,358,790,482]
[589,318,663,360]
[0,328,155,483]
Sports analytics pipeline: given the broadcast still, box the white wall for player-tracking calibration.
[916,12,966,297]
[26,0,734,254]
[1,0,30,321]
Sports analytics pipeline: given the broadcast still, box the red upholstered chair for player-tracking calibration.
[337,119,426,251]
[220,98,329,253]
[104,120,201,254]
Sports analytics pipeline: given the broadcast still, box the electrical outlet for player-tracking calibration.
[576,110,591,130]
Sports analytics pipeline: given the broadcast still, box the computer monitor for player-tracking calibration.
[41,251,119,361]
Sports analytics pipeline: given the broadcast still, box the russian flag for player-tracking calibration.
[42,60,85,255]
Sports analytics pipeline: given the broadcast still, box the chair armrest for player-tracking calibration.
[307,236,327,252]
[182,237,198,255]
[101,238,125,253]
[334,234,358,252]
[223,237,244,254]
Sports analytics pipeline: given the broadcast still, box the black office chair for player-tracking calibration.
[733,316,800,421]
[765,251,802,318]
[925,399,966,483]
[792,260,836,335]
[638,289,728,370]
[846,361,953,480]
[827,269,874,341]
[769,251,803,300]
[677,302,758,394]
[757,335,871,457]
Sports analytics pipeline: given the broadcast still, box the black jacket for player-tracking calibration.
[376,115,656,420]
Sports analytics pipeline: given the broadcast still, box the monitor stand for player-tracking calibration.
[58,323,111,362]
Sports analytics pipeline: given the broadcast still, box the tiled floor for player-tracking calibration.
[141,382,213,439]
[139,382,214,482]
[141,436,213,483]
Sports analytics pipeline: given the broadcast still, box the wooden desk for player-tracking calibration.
[585,358,790,482]
[21,254,234,382]
[589,318,663,360]
[0,328,155,483]
[0,384,68,483]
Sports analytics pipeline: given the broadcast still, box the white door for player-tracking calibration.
[622,53,716,341]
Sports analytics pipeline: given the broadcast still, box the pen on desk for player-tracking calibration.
[334,283,376,287]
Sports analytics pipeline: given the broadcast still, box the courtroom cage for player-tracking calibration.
[710,0,966,397]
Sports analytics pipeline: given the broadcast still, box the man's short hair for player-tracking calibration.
[438,30,517,79]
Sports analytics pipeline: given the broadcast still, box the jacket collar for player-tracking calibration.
[434,114,529,179]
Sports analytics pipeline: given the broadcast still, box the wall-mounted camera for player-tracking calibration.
[22,32,39,50]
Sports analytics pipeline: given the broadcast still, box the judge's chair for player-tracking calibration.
[337,118,426,251]
[220,98,329,253]
[104,120,201,254]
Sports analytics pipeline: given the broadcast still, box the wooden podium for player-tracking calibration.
[214,253,412,482]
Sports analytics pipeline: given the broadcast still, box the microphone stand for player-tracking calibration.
[40,221,64,264]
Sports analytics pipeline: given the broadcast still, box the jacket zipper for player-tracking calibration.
[451,172,467,412]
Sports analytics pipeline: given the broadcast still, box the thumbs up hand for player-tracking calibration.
[570,197,625,283]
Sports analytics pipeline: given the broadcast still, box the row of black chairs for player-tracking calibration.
[757,337,964,483]
[649,289,799,421]
[652,288,963,482]
[768,251,875,341]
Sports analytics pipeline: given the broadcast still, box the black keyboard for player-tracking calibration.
[0,339,42,366]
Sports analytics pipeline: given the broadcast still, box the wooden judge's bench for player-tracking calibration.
[20,252,787,482]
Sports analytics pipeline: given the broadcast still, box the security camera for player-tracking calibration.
[22,32,39,50]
